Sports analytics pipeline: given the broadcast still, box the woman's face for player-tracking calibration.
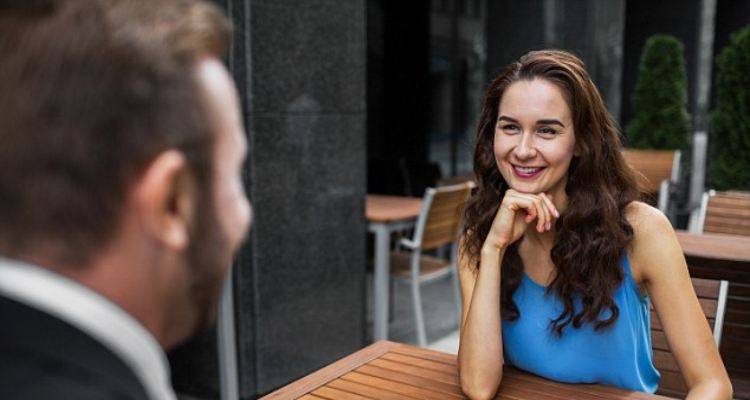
[494,78,577,198]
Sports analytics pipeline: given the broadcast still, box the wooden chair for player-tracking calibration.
[390,182,473,347]
[689,190,750,235]
[622,149,681,214]
[651,277,729,398]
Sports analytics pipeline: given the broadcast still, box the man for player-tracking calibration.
[0,0,251,398]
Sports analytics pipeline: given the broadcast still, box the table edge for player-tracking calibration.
[675,230,750,262]
[259,340,400,400]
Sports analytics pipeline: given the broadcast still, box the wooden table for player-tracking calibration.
[261,341,671,400]
[675,230,750,284]
[366,195,424,341]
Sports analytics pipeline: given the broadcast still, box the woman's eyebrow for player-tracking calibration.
[537,119,565,128]
[497,115,566,128]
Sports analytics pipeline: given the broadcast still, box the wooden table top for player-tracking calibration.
[261,341,671,400]
[675,230,750,283]
[675,230,750,263]
[366,195,424,223]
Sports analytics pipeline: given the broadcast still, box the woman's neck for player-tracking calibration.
[523,227,556,253]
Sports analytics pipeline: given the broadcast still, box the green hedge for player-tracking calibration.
[626,35,690,150]
[709,24,750,190]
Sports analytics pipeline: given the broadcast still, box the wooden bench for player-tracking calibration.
[691,190,750,236]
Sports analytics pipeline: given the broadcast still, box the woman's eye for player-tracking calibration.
[501,124,519,133]
[538,127,557,135]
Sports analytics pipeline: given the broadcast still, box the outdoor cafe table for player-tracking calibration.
[261,340,671,400]
[675,230,750,284]
[366,195,424,341]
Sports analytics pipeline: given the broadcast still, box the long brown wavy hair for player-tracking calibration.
[462,50,643,336]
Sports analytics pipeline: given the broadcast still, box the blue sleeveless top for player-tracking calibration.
[502,253,660,393]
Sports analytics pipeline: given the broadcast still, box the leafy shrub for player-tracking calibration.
[626,35,690,150]
[709,24,750,190]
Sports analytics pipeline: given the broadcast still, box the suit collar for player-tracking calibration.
[0,257,176,400]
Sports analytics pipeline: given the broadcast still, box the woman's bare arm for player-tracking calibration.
[629,202,732,400]
[457,245,505,400]
[457,190,557,400]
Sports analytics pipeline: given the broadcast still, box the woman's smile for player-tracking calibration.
[511,164,546,179]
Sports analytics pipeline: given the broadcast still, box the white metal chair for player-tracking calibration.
[622,149,681,215]
[390,182,473,347]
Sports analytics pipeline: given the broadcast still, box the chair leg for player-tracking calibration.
[410,251,427,347]
[450,241,462,328]
[389,278,395,323]
[411,279,427,347]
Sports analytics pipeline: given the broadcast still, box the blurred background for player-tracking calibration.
[164,0,750,399]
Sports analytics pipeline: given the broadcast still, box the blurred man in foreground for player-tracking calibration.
[0,0,251,398]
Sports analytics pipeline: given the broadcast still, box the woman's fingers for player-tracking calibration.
[540,193,559,231]
[505,190,562,233]
[541,192,559,218]
[507,192,537,224]
[535,197,549,233]
[531,197,543,232]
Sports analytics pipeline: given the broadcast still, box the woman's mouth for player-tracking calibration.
[512,164,546,179]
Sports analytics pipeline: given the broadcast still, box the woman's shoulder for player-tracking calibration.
[625,201,671,232]
[624,201,680,282]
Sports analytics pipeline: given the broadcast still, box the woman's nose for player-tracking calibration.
[513,132,537,160]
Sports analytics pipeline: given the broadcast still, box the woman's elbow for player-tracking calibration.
[688,376,733,400]
[459,371,502,400]
[717,377,733,400]
[708,375,733,400]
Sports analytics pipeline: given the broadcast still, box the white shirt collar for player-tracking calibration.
[0,257,177,400]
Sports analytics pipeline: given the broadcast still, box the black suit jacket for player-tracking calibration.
[0,295,150,399]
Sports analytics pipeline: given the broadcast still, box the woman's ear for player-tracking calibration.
[573,142,583,157]
[131,150,197,251]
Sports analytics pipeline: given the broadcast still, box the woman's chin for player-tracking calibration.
[507,183,547,195]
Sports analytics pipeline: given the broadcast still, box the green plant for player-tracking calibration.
[626,35,691,150]
[709,24,750,190]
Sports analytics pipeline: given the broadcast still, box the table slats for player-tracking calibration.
[262,341,672,400]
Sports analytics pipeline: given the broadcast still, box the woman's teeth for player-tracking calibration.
[514,166,542,174]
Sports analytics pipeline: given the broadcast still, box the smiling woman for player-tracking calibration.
[456,50,732,400]
[494,79,577,198]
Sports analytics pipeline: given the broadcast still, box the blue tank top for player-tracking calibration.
[502,252,660,393]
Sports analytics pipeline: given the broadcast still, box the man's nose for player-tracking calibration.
[513,132,537,160]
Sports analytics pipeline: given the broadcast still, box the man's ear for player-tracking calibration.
[132,150,197,251]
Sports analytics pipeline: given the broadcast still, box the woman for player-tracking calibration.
[457,50,732,400]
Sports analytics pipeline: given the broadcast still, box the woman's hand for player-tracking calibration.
[483,189,559,250]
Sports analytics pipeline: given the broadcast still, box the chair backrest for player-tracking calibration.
[412,182,473,251]
[651,277,729,398]
[691,190,750,235]
[622,149,681,194]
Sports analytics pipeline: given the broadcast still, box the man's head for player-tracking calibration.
[0,0,251,347]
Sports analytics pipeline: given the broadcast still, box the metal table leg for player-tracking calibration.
[371,222,390,341]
